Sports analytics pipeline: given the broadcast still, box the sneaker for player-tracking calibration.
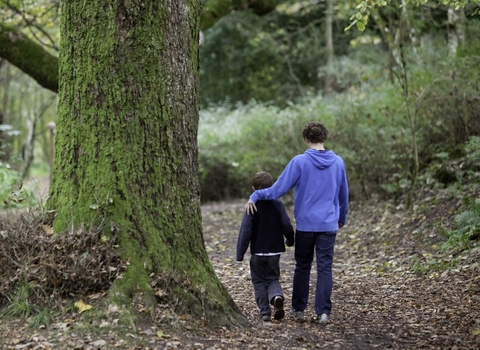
[289,310,305,322]
[317,313,329,324]
[261,314,271,322]
[273,296,285,320]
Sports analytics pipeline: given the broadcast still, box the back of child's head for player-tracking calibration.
[251,171,274,190]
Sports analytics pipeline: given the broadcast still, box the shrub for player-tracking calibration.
[198,99,336,202]
[442,197,480,251]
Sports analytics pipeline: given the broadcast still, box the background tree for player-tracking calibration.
[324,0,335,95]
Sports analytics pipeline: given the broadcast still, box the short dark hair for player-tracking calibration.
[302,122,328,144]
[251,171,273,190]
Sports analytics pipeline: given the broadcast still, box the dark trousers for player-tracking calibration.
[249,254,284,316]
[292,230,337,315]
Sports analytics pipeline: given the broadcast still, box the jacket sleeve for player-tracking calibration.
[278,202,295,247]
[250,157,300,203]
[338,161,349,226]
[236,213,253,261]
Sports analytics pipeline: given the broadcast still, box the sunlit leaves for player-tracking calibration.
[74,300,93,314]
[356,20,366,31]
[344,0,479,31]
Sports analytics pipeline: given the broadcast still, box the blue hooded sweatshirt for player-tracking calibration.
[250,149,349,232]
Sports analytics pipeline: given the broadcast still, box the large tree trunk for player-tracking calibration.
[47,0,246,327]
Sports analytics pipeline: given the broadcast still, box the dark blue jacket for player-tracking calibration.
[236,199,294,261]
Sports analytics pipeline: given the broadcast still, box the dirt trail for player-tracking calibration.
[200,199,480,349]
[0,198,478,349]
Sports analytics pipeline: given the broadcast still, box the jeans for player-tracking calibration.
[292,230,337,315]
[250,254,284,316]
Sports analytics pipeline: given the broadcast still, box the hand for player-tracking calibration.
[338,222,344,228]
[245,199,257,215]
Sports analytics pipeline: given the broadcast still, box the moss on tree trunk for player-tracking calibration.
[48,0,246,327]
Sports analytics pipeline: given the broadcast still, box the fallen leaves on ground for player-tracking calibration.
[1,198,479,349]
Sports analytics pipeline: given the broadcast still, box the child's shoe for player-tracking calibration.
[273,296,285,320]
[260,314,271,322]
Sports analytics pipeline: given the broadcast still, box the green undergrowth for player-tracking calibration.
[0,164,38,209]
[442,196,480,252]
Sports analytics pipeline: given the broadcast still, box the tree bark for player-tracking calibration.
[47,0,246,327]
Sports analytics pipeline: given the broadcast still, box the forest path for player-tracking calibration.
[199,199,480,349]
[1,197,479,349]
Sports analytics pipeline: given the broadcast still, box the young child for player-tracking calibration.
[236,171,295,321]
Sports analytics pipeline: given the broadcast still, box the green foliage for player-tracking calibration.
[0,163,24,207]
[2,280,34,319]
[198,70,407,202]
[345,0,480,33]
[29,308,52,329]
[411,253,459,273]
[442,197,480,251]
[199,3,357,108]
[198,30,480,203]
[0,161,38,208]
[329,81,410,199]
[466,136,480,163]
[198,101,311,201]
[415,54,480,157]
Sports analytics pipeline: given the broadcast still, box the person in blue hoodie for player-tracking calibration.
[237,171,295,322]
[245,121,349,324]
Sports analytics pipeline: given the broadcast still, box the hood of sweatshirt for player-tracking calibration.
[304,148,337,169]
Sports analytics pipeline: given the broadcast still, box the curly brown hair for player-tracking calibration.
[302,122,328,144]
[251,171,274,190]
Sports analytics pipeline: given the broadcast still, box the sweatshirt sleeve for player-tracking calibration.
[236,213,253,261]
[338,162,349,226]
[250,158,300,203]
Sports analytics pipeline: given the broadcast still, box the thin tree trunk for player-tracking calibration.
[372,6,419,208]
[47,0,246,327]
[448,7,466,56]
[20,97,54,179]
[47,121,55,181]
[324,0,334,95]
[20,117,36,179]
[1,61,12,161]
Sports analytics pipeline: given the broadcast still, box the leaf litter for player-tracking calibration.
[0,197,479,349]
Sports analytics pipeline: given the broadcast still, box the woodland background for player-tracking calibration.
[1,0,480,208]
[1,0,480,348]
